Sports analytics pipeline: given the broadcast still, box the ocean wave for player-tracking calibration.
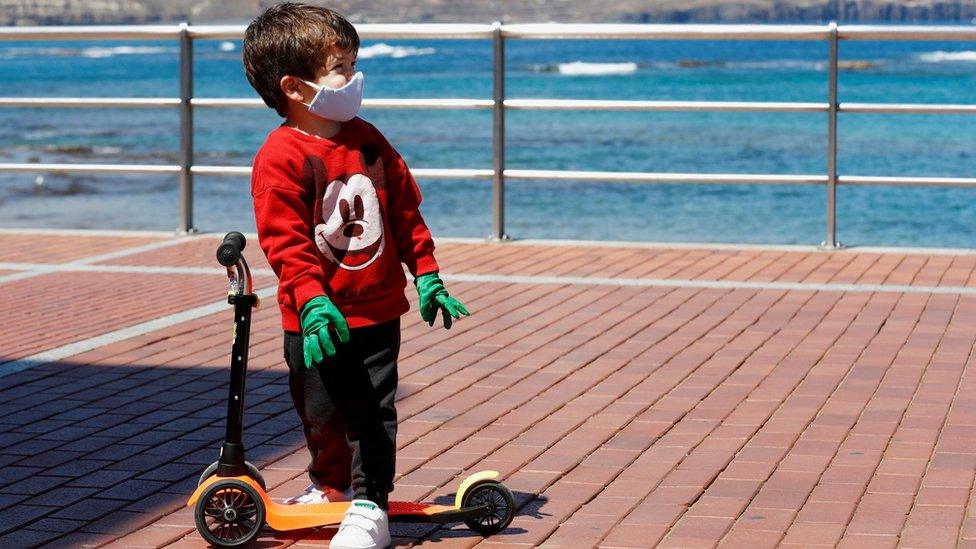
[358,43,435,59]
[728,60,827,70]
[529,58,883,73]
[0,45,175,59]
[41,145,122,155]
[916,51,976,63]
[556,61,638,75]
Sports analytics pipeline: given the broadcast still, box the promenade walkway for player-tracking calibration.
[2,228,976,548]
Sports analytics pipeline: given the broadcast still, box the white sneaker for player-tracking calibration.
[329,499,391,549]
[284,484,354,505]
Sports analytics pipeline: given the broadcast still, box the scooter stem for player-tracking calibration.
[217,256,257,478]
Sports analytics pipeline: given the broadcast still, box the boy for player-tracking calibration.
[242,4,469,548]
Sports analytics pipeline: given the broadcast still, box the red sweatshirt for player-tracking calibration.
[251,119,439,331]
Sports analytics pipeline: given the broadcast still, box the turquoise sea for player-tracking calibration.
[0,35,975,246]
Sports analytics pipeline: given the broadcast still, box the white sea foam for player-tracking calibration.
[219,41,237,52]
[729,60,826,70]
[0,45,175,59]
[557,61,638,76]
[80,46,174,58]
[358,43,435,59]
[917,50,976,63]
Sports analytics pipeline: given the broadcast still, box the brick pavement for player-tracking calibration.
[2,230,976,548]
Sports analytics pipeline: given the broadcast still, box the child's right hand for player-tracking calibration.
[299,295,350,368]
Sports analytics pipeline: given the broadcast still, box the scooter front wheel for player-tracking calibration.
[194,479,265,547]
[461,481,515,536]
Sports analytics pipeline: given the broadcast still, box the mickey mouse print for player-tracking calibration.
[306,144,387,271]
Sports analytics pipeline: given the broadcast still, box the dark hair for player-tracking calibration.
[243,3,360,117]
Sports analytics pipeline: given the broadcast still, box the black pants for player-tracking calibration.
[284,318,400,509]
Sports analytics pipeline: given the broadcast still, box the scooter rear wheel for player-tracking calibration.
[194,479,265,547]
[461,481,516,536]
[198,461,267,491]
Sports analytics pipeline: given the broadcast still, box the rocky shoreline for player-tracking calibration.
[2,0,975,26]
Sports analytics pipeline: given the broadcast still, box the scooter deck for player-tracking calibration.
[188,475,485,532]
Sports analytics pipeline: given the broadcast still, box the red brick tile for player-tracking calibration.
[836,534,898,549]
[781,522,846,546]
[667,515,734,541]
[734,507,796,532]
[718,528,784,548]
[898,525,960,548]
[600,522,669,548]
[845,512,906,536]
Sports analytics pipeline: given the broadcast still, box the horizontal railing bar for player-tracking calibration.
[413,168,495,178]
[6,98,976,115]
[840,103,976,114]
[840,175,976,187]
[0,98,180,108]
[187,167,824,183]
[190,166,251,176]
[0,163,180,174]
[501,23,831,40]
[839,25,976,41]
[188,23,497,40]
[504,169,828,184]
[7,98,976,116]
[190,166,496,178]
[183,25,246,40]
[192,98,496,109]
[4,24,976,42]
[5,165,976,188]
[0,25,181,40]
[505,99,829,112]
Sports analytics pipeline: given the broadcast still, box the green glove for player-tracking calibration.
[299,296,350,368]
[415,272,470,329]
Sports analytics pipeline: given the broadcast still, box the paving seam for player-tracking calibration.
[0,237,192,285]
[6,260,976,295]
[7,227,976,256]
[0,286,278,378]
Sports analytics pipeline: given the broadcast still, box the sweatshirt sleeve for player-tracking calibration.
[252,153,326,312]
[375,131,440,278]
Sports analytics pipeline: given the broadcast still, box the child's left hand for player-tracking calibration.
[414,272,470,329]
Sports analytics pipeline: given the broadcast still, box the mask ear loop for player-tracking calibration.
[299,79,322,109]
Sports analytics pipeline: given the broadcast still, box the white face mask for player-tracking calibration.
[302,72,364,122]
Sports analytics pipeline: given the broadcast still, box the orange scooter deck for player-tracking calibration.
[188,475,465,532]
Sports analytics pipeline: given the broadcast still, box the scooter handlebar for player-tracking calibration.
[216,231,247,267]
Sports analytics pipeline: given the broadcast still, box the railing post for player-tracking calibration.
[823,21,840,249]
[490,21,509,241]
[178,22,196,234]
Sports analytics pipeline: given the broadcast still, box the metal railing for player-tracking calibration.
[2,23,976,246]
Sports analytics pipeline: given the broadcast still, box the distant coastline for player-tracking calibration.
[2,0,976,26]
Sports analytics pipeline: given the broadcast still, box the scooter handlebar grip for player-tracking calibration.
[216,231,246,267]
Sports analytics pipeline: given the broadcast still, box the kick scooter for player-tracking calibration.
[187,232,515,547]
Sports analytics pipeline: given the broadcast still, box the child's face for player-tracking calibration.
[309,47,358,90]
